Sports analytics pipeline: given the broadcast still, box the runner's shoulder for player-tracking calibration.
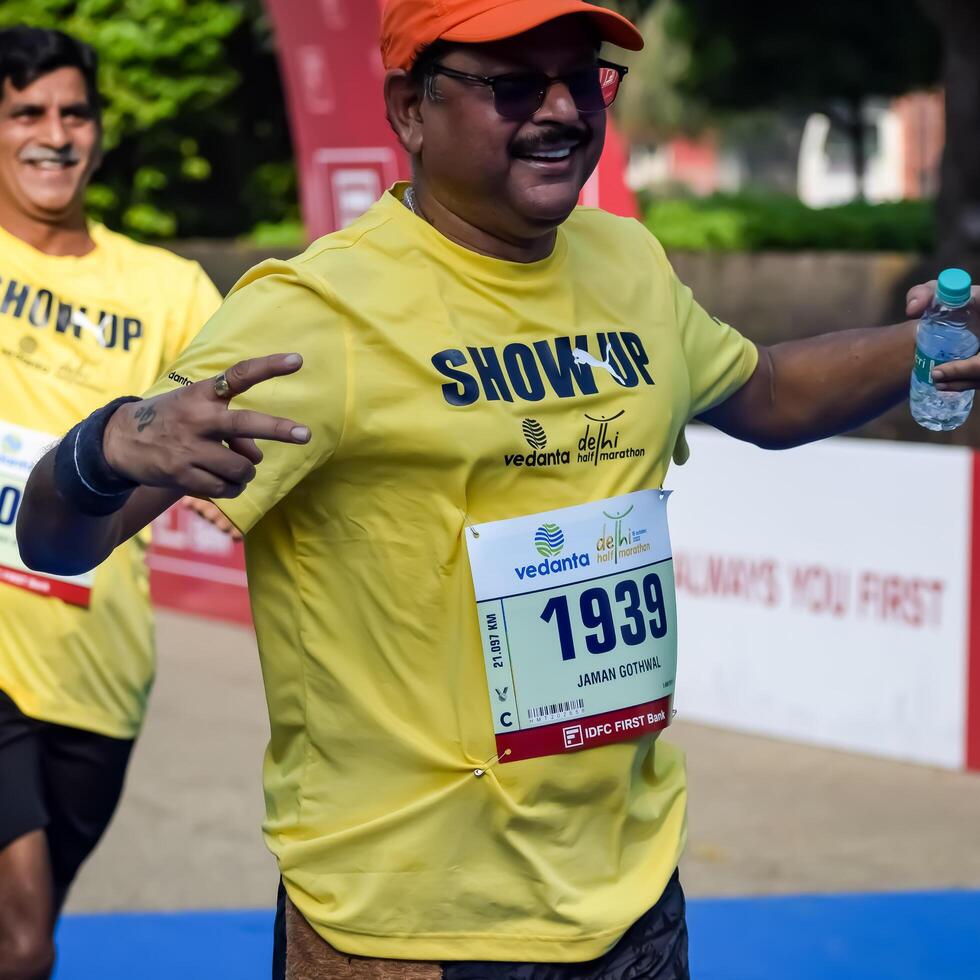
[565,205,670,267]
[230,201,392,296]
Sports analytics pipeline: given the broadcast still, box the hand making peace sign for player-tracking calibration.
[102,353,311,499]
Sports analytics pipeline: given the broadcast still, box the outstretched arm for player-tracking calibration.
[17,353,310,576]
[700,322,916,450]
[17,454,179,576]
[701,281,980,449]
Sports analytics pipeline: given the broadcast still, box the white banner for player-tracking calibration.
[666,428,972,769]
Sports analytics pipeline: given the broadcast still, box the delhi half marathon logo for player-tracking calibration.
[578,410,646,466]
[597,505,652,565]
[534,523,565,557]
[522,418,547,450]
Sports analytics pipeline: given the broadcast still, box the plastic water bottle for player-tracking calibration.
[910,268,978,431]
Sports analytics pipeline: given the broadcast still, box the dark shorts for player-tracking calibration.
[0,688,134,891]
[272,869,688,980]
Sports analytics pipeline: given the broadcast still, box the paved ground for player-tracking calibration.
[66,610,980,914]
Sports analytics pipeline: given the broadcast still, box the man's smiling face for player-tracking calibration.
[0,66,101,226]
[415,15,607,240]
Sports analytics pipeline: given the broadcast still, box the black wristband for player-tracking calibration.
[53,396,142,516]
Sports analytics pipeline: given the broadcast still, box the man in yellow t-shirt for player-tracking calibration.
[0,26,220,979]
[15,2,980,978]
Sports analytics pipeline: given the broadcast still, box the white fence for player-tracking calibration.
[667,429,976,770]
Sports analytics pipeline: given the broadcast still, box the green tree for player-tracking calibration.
[918,0,980,264]
[0,0,298,240]
[617,0,980,262]
[612,0,705,142]
[660,0,941,200]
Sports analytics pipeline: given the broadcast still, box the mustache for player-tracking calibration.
[19,146,81,164]
[511,124,590,156]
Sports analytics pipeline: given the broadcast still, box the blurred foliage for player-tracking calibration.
[612,0,705,141]
[644,195,935,252]
[249,218,305,247]
[620,0,942,195]
[664,1,940,113]
[5,0,958,252]
[918,0,980,263]
[0,0,299,239]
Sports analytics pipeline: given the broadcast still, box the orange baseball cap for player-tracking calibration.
[381,0,645,72]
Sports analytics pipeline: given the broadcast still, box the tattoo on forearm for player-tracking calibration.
[134,406,156,432]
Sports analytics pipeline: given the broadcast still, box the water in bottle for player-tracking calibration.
[910,268,977,431]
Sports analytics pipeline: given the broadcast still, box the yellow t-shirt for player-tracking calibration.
[0,222,220,738]
[147,188,758,960]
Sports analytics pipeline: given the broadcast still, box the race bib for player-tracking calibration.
[0,420,93,607]
[466,490,676,763]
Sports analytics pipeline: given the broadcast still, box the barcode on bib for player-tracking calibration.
[527,698,586,723]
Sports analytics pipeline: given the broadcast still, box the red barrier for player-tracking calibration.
[263,0,641,237]
[264,0,402,241]
[968,453,980,770]
[149,504,251,626]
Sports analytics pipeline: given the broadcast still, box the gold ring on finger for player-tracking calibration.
[213,374,232,399]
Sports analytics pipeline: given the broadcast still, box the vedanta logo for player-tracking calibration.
[516,523,590,580]
[1,434,21,455]
[522,418,548,449]
[534,523,565,557]
[515,552,591,581]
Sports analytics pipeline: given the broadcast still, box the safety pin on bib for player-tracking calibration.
[473,748,512,777]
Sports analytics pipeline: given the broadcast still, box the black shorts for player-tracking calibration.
[0,687,134,891]
[272,869,688,980]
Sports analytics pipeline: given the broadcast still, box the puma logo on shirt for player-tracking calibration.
[71,309,112,348]
[572,347,626,385]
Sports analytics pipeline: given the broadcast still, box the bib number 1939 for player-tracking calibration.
[541,572,668,661]
[466,490,677,763]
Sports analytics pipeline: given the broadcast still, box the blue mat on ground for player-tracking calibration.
[686,891,980,980]
[54,890,980,980]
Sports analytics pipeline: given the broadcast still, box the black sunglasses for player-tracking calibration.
[425,59,629,121]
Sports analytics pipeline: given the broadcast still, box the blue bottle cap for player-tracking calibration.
[937,268,973,308]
